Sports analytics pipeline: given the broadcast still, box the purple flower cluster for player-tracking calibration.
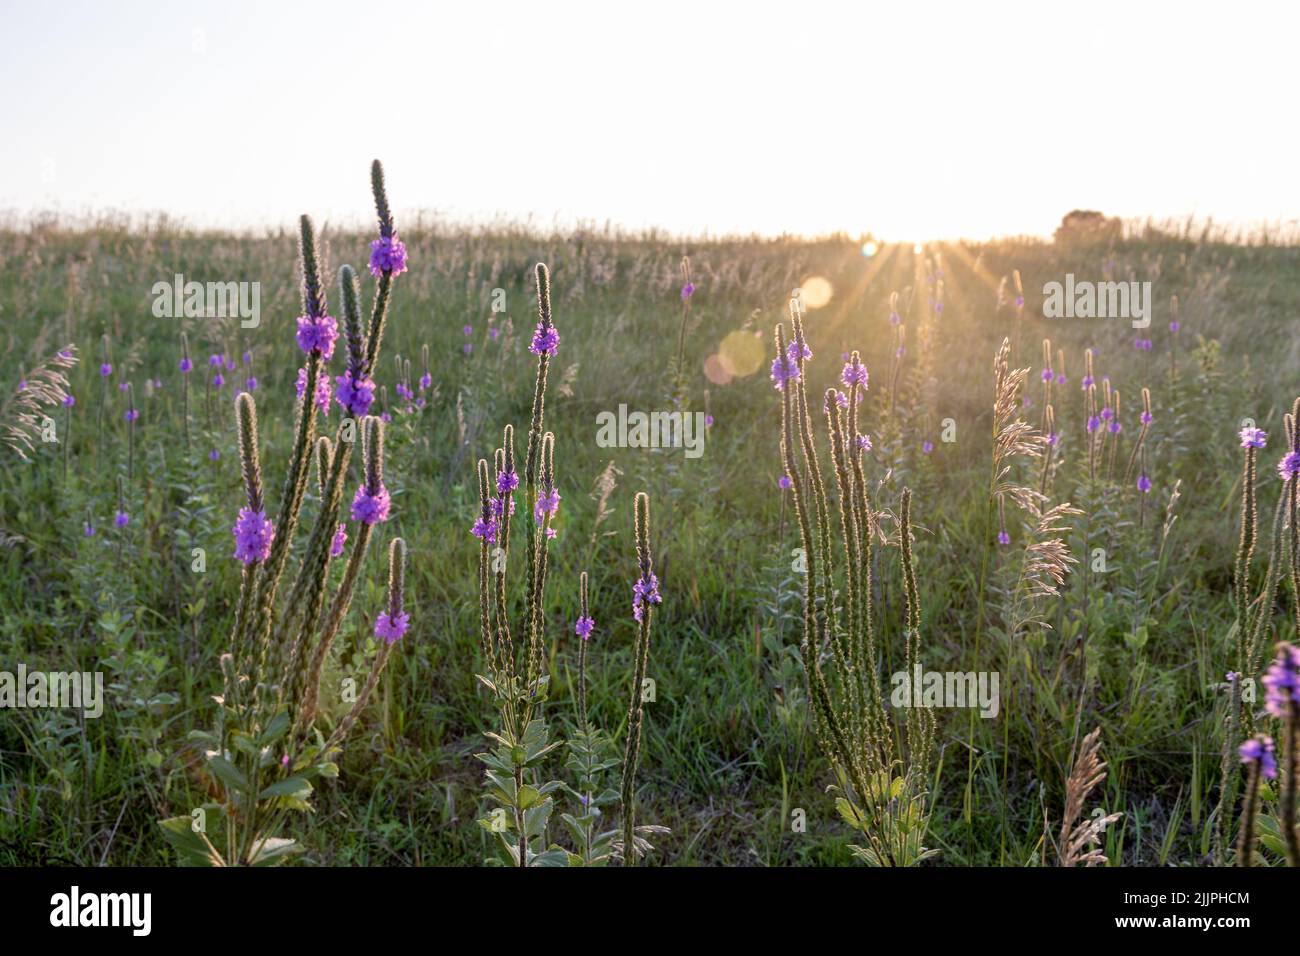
[374,610,410,643]
[534,485,561,527]
[681,282,695,301]
[1133,338,1153,351]
[778,474,793,490]
[180,357,193,373]
[529,323,560,356]
[1238,735,1278,779]
[841,357,868,389]
[296,314,339,359]
[330,522,348,558]
[296,367,333,412]
[1276,450,1300,481]
[770,355,799,392]
[1239,427,1267,449]
[1263,643,1300,718]
[632,571,662,622]
[335,370,376,417]
[351,485,391,525]
[471,515,498,543]
[232,508,275,565]
[1136,474,1152,493]
[575,616,595,640]
[369,236,409,277]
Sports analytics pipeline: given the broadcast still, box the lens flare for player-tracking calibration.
[703,353,733,385]
[716,330,765,379]
[799,276,833,310]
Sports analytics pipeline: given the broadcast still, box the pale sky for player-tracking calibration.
[2,0,1296,241]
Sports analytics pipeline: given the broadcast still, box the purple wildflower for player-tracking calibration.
[855,434,872,451]
[770,355,799,392]
[535,485,561,526]
[62,394,75,407]
[889,311,900,327]
[212,372,225,389]
[529,323,560,356]
[1081,374,1094,389]
[1169,320,1181,333]
[180,357,193,373]
[1087,416,1101,433]
[1263,643,1300,718]
[368,236,408,277]
[351,486,392,525]
[841,357,869,389]
[1137,474,1152,493]
[471,515,498,543]
[575,616,595,639]
[330,522,348,558]
[1140,411,1153,425]
[1238,735,1277,780]
[374,610,411,643]
[1055,372,1066,385]
[497,469,519,495]
[419,372,432,391]
[296,367,332,412]
[1277,451,1300,481]
[787,340,812,363]
[83,521,95,537]
[335,371,376,417]
[245,377,258,391]
[681,282,696,300]
[778,474,793,490]
[997,530,1011,546]
[209,448,220,461]
[295,314,339,360]
[1041,368,1053,382]
[922,441,934,454]
[100,363,112,377]
[232,508,275,565]
[209,354,223,368]
[125,408,139,423]
[632,571,662,622]
[1239,427,1266,449]
[1108,420,1121,434]
[114,510,130,528]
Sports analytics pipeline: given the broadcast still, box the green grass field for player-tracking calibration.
[2,216,1298,866]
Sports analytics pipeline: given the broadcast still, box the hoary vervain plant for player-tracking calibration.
[473,266,666,866]
[772,298,935,866]
[159,163,410,865]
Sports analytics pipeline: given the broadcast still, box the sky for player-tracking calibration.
[1,0,1297,241]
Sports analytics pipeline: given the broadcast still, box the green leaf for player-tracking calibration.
[259,776,313,799]
[249,837,304,866]
[207,755,249,794]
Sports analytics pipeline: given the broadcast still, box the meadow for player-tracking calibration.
[2,181,1298,866]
